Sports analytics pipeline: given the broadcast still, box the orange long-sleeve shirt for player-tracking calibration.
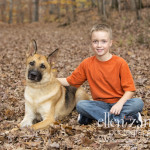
[67,55,136,103]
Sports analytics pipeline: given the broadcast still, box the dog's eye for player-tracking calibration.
[29,61,35,66]
[40,64,46,69]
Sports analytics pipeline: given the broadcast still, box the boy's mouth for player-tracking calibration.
[97,49,103,52]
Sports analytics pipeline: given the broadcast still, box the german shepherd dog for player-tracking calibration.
[20,40,89,130]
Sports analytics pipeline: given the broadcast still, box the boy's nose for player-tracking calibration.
[97,42,102,47]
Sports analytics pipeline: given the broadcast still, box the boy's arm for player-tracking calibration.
[57,78,70,86]
[110,91,135,115]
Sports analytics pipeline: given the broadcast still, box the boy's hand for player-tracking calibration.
[110,102,123,115]
[110,91,134,115]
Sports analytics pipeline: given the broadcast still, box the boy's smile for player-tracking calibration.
[91,31,112,61]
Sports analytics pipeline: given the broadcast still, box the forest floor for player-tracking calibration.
[0,9,150,149]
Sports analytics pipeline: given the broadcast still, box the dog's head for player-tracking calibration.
[26,40,59,84]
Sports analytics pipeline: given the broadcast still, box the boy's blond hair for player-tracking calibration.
[91,24,112,39]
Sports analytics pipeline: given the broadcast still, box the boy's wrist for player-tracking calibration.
[117,99,125,105]
[117,91,134,105]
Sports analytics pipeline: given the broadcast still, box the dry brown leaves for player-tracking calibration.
[0,9,150,149]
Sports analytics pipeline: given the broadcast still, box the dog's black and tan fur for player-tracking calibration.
[20,40,89,130]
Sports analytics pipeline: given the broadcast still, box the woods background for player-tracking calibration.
[0,0,150,149]
[0,0,150,24]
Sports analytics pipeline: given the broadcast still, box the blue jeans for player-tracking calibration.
[76,98,144,125]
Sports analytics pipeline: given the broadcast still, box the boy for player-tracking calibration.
[57,24,144,126]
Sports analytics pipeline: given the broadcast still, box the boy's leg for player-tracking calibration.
[76,100,111,124]
[111,98,144,125]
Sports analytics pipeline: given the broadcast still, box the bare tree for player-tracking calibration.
[65,0,70,24]
[16,0,21,23]
[97,0,101,15]
[72,0,76,21]
[136,0,143,9]
[57,0,61,22]
[134,0,141,19]
[33,0,39,22]
[124,0,129,10]
[0,0,6,22]
[91,0,96,8]
[111,0,118,9]
[130,0,136,10]
[130,0,142,19]
[97,0,107,18]
[117,0,121,12]
[8,0,13,24]
[28,0,33,23]
[16,0,24,23]
[102,0,106,18]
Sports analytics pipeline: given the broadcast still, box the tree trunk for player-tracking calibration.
[33,0,39,22]
[57,0,61,22]
[97,0,106,18]
[65,0,70,24]
[130,0,136,10]
[111,0,118,9]
[97,0,101,16]
[91,0,96,8]
[0,0,6,22]
[136,0,143,9]
[102,0,106,18]
[16,0,24,23]
[16,0,20,23]
[8,0,13,24]
[117,0,121,12]
[134,0,141,19]
[29,0,33,23]
[72,0,76,21]
[124,0,129,10]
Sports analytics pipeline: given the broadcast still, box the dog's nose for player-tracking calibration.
[28,70,42,82]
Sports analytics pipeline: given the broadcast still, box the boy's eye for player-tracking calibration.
[29,61,35,66]
[93,40,98,44]
[102,40,107,43]
[40,64,46,69]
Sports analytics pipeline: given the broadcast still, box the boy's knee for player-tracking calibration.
[76,100,89,111]
[132,98,144,106]
[131,98,144,111]
[77,100,88,108]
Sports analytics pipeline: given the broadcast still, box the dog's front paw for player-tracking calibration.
[20,119,32,128]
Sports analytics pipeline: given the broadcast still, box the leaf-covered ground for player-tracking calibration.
[0,9,150,149]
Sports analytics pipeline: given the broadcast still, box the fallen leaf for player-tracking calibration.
[50,142,60,148]
[24,141,41,147]
[81,137,93,146]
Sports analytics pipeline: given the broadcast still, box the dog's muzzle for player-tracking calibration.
[28,70,42,82]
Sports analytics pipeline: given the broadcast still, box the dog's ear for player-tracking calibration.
[47,48,59,65]
[26,39,37,58]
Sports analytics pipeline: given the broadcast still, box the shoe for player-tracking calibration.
[137,112,142,125]
[77,114,93,125]
[124,112,142,126]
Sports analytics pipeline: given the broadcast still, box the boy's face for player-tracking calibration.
[91,31,112,58]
